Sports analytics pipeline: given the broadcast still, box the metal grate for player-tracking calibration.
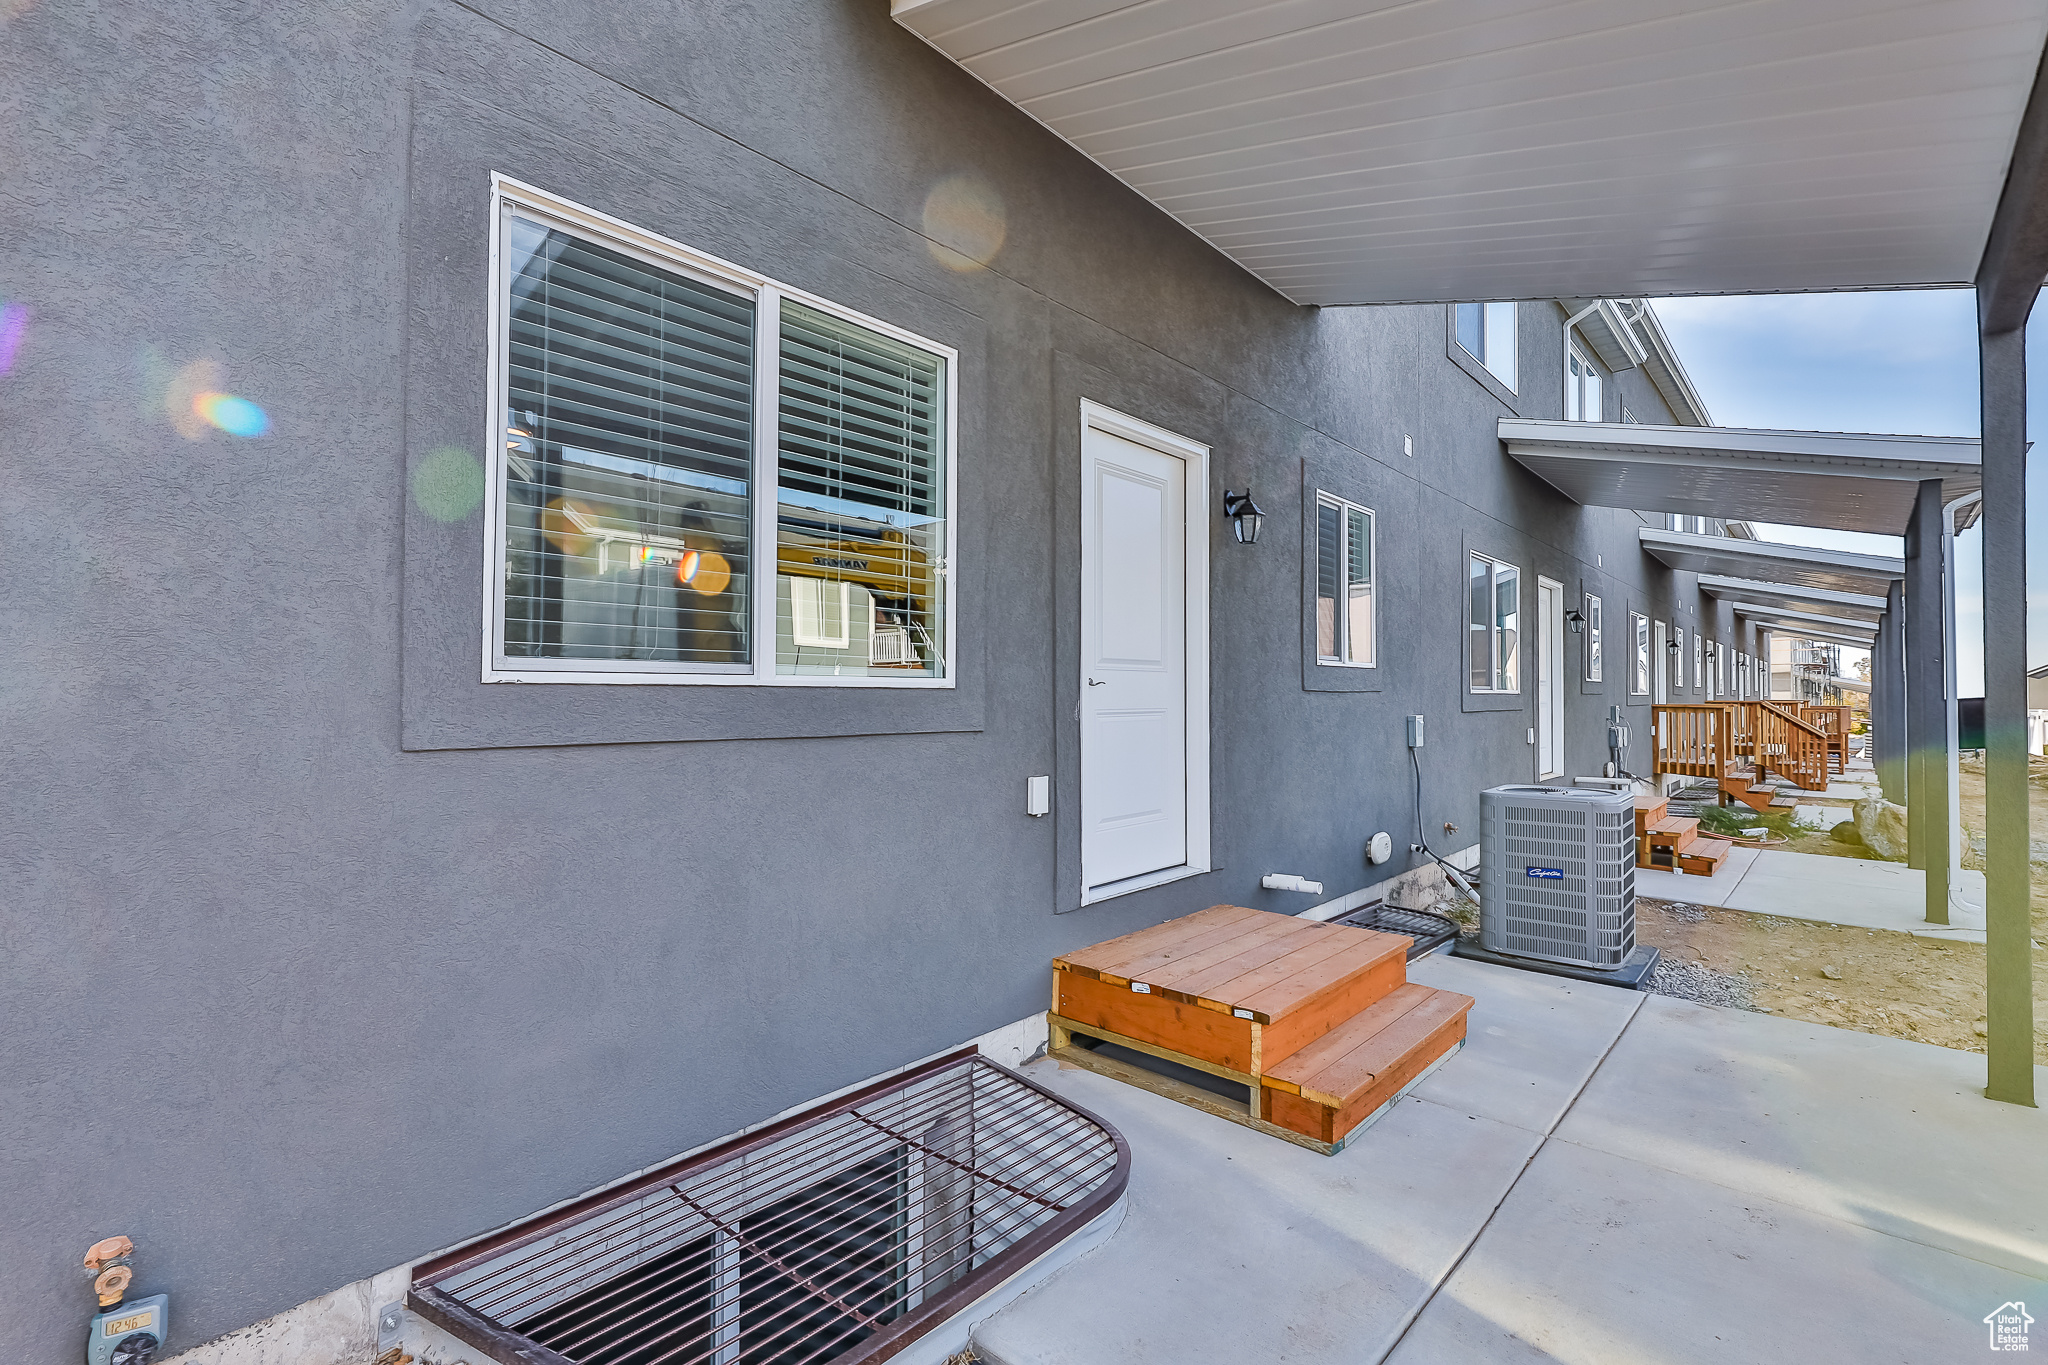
[409,1051,1127,1365]
[1332,903,1458,959]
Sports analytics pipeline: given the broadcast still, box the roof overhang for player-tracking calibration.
[1501,420,1980,536]
[1640,529,1902,597]
[1733,602,1878,642]
[1697,575,1886,624]
[890,0,2048,305]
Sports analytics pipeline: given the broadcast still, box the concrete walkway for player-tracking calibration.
[1635,846,1988,943]
[972,954,2047,1365]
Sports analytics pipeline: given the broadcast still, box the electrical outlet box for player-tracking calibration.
[88,1293,168,1365]
[1026,775,1051,817]
[1406,714,1425,748]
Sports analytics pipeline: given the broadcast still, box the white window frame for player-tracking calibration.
[1566,342,1603,422]
[1468,551,1522,694]
[1630,612,1650,696]
[1584,592,1603,682]
[1454,302,1518,391]
[1314,492,1376,668]
[480,175,959,688]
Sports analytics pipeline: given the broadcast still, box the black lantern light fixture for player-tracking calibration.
[1667,635,1683,656]
[1222,489,1265,545]
[1565,608,1587,635]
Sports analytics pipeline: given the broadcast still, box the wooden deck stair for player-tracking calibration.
[1049,905,1472,1154]
[1635,793,1733,877]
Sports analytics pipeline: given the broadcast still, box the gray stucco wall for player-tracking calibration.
[2,0,1748,1355]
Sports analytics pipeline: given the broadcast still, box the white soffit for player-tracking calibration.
[1731,601,1878,639]
[1499,419,1979,535]
[889,0,2048,305]
[1696,575,1885,623]
[1639,528,1902,597]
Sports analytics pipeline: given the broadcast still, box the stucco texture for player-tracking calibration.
[2,0,1726,1356]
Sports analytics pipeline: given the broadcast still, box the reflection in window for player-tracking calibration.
[1316,495,1375,667]
[1454,302,1518,390]
[1632,612,1650,695]
[502,214,756,666]
[776,303,947,678]
[1469,552,1520,692]
[1567,345,1603,421]
[1585,593,1602,682]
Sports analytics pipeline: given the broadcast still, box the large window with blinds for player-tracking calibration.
[1313,493,1374,667]
[486,184,955,686]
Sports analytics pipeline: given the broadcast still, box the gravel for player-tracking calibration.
[1655,901,1708,924]
[1646,957,1759,1010]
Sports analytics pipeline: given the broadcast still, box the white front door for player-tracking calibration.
[1537,577,1564,778]
[1080,406,1208,899]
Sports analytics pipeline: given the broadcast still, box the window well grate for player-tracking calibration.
[408,1050,1127,1365]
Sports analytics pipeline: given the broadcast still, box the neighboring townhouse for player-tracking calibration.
[4,2,2037,1361]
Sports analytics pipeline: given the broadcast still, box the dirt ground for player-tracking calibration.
[1634,759,2048,1064]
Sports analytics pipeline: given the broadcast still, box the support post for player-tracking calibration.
[1874,586,1907,805]
[1904,480,1949,921]
[1977,320,2037,1106]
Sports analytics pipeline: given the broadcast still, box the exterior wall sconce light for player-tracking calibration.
[1667,636,1683,656]
[1565,609,1587,635]
[1222,489,1265,544]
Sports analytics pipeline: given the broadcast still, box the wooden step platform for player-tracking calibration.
[1048,906,1470,1155]
[1644,816,1698,848]
[1676,835,1734,876]
[1259,982,1473,1147]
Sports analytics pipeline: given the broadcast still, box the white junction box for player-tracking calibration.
[1479,783,1636,970]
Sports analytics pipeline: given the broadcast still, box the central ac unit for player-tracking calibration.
[1479,783,1636,970]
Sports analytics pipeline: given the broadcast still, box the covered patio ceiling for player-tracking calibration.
[1639,529,1901,598]
[1498,420,1980,536]
[1733,601,1878,644]
[1696,575,1885,624]
[890,0,2048,305]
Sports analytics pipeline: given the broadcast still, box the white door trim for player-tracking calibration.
[1078,399,1211,906]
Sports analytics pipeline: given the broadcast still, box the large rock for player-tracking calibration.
[1853,796,1910,861]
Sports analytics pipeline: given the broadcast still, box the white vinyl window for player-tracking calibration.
[485,180,956,687]
[1694,631,1704,691]
[1585,593,1603,682]
[1454,302,1518,390]
[1468,552,1521,692]
[1315,494,1376,667]
[1566,343,1603,421]
[1631,612,1649,696]
[1671,625,1686,696]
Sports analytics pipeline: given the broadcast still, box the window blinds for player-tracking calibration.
[776,301,947,677]
[502,214,757,665]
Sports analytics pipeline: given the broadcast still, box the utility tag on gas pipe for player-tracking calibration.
[1130,982,1151,993]
[1525,867,1564,880]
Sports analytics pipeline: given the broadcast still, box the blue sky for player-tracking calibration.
[1648,289,2048,692]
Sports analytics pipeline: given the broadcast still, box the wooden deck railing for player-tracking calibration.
[1651,704,1734,780]
[1756,700,1830,790]
[1798,704,1853,774]
[1650,701,1831,793]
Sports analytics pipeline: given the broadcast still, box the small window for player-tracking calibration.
[1566,344,1603,421]
[1454,302,1518,390]
[1468,552,1521,692]
[1585,593,1603,682]
[487,185,955,687]
[1315,495,1376,667]
[1694,630,1704,691]
[1671,625,1686,695]
[1631,612,1649,696]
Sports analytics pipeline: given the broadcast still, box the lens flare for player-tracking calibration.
[193,391,269,437]
[411,446,485,522]
[541,497,600,558]
[687,551,731,596]
[677,549,701,585]
[922,174,1007,273]
[0,302,29,374]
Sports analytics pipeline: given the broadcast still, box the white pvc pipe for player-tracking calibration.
[1260,874,1325,894]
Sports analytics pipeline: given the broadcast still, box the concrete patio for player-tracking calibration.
[1634,845,1988,942]
[971,953,2046,1365]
